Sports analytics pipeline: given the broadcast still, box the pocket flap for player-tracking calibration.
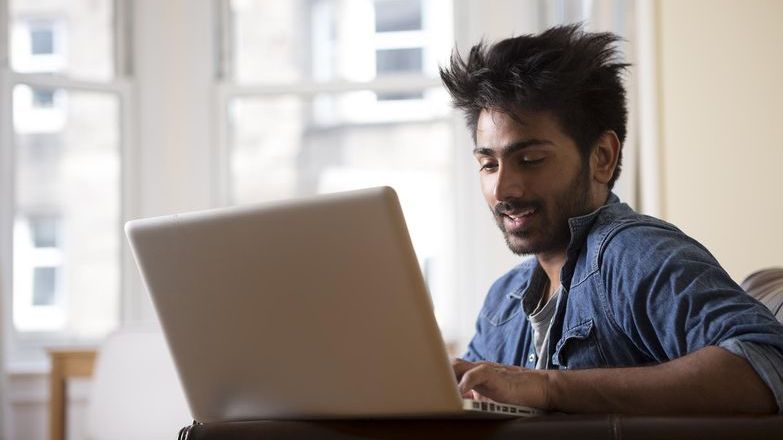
[482,294,522,326]
[552,319,594,364]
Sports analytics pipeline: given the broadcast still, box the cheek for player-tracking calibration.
[479,175,497,204]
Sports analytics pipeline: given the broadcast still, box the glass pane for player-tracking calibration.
[29,215,59,247]
[376,48,423,73]
[228,90,457,334]
[32,267,57,306]
[9,0,114,80]
[375,0,422,32]
[230,0,453,84]
[12,86,120,336]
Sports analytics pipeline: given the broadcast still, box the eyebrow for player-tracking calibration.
[473,139,553,157]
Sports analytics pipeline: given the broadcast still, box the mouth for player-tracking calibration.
[502,208,537,233]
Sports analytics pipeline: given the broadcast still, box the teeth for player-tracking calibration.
[507,209,535,220]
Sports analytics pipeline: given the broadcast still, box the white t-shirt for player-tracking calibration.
[528,285,561,369]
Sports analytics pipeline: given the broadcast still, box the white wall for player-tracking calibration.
[5,372,90,440]
[123,0,217,325]
[657,0,783,281]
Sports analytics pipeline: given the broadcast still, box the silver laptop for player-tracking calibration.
[125,186,541,422]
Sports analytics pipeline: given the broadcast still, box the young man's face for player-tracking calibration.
[474,108,596,256]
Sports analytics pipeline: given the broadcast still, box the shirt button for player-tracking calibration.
[528,353,536,363]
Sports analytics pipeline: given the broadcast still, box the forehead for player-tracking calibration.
[476,108,569,145]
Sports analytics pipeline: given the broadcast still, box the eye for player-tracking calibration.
[478,161,498,172]
[520,154,545,166]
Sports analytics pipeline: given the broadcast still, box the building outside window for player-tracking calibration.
[2,0,128,364]
[222,0,459,338]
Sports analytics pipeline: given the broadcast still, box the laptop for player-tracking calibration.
[125,186,542,422]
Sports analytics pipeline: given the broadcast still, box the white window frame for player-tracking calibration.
[213,0,450,203]
[10,16,67,73]
[12,215,66,332]
[0,0,136,369]
[0,0,649,370]
[215,0,463,337]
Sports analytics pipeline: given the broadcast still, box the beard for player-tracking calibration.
[492,165,593,256]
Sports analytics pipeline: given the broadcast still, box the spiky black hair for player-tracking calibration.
[440,24,629,188]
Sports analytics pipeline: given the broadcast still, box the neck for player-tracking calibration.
[536,249,567,302]
[535,189,610,301]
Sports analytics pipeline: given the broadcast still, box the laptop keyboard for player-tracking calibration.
[463,399,541,416]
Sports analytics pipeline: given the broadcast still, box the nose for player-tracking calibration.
[493,164,524,202]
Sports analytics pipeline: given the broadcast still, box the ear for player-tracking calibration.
[590,131,621,185]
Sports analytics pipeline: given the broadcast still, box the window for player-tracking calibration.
[29,215,59,248]
[376,48,423,73]
[220,0,460,339]
[2,0,129,364]
[373,0,425,101]
[32,266,57,306]
[29,24,54,55]
[11,18,65,74]
[375,0,422,32]
[31,88,55,107]
[13,214,65,331]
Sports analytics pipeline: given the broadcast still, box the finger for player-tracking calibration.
[458,364,490,396]
[460,388,488,400]
[451,358,476,379]
[472,390,494,402]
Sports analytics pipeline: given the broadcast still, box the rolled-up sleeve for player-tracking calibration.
[603,225,783,361]
[720,338,783,414]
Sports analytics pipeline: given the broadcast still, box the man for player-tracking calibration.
[439,24,783,414]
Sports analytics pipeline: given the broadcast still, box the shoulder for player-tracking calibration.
[596,212,716,270]
[593,208,737,310]
[587,205,728,304]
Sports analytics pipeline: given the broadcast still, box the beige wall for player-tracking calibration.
[657,0,783,282]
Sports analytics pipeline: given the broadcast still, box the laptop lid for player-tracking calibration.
[125,187,464,422]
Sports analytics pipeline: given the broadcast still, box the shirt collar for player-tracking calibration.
[565,192,620,256]
[516,192,622,306]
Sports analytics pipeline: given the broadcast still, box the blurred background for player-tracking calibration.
[0,0,781,438]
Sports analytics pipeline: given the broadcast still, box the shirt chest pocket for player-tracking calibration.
[482,295,522,326]
[551,319,608,369]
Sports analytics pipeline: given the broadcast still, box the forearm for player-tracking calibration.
[546,346,777,414]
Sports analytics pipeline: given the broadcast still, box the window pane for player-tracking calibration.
[13,87,120,336]
[29,215,59,248]
[30,26,55,54]
[375,0,422,32]
[32,267,58,306]
[228,90,457,334]
[9,0,114,80]
[32,88,56,108]
[376,48,422,73]
[230,0,452,84]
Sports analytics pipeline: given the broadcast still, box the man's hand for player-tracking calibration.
[451,358,552,409]
[452,347,777,414]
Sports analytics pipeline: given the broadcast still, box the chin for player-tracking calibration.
[504,234,538,256]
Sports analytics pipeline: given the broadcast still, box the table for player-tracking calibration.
[48,348,97,440]
[177,414,783,440]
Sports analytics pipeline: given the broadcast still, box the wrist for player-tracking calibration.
[542,369,561,411]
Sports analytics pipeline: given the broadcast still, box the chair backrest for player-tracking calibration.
[742,268,783,323]
[86,328,192,440]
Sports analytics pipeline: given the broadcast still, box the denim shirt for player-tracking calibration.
[464,194,783,411]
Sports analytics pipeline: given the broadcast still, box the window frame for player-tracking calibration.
[214,0,465,340]
[0,0,136,369]
[213,0,450,204]
[0,0,649,368]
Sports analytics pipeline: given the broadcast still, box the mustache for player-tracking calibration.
[493,199,541,217]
